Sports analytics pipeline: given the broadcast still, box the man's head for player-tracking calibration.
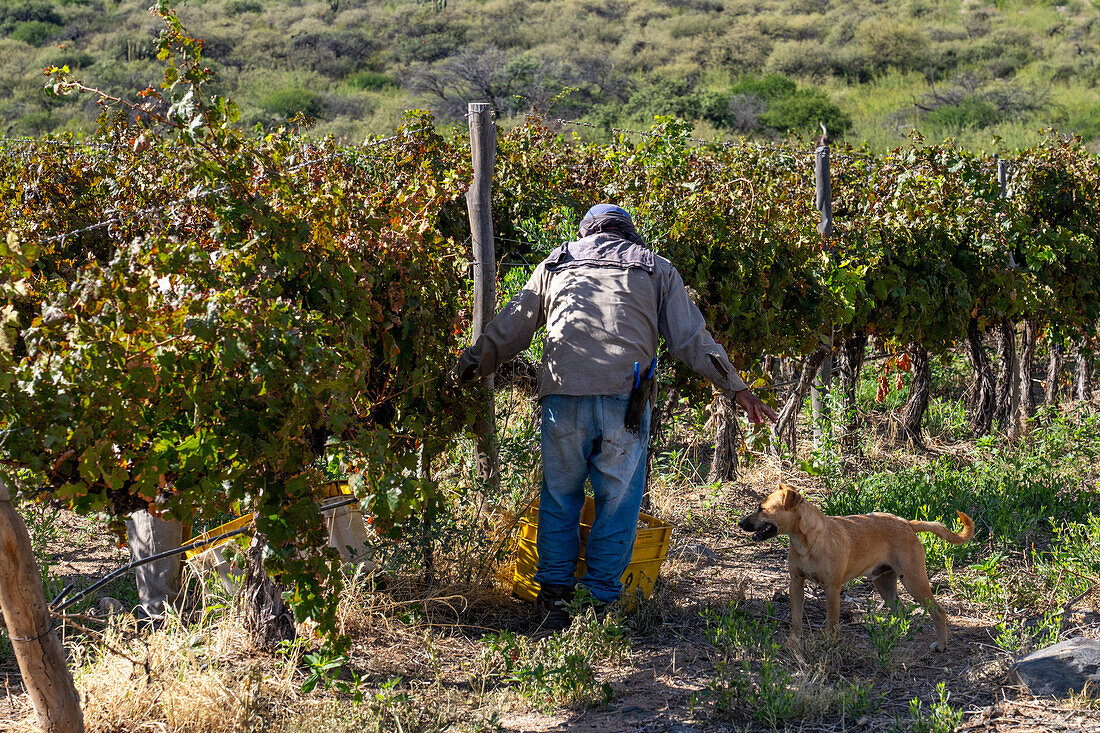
[578,203,644,245]
[582,203,633,223]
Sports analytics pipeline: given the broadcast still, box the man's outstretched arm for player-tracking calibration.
[657,267,777,424]
[454,267,547,383]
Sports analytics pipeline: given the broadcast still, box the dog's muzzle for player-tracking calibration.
[738,515,778,542]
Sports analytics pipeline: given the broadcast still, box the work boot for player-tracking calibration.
[534,584,574,631]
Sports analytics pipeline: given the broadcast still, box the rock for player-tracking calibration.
[1011,637,1100,698]
[96,596,126,615]
[667,542,717,564]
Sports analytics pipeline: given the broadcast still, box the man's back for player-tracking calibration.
[456,206,748,397]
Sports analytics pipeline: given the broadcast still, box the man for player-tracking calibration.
[454,204,777,628]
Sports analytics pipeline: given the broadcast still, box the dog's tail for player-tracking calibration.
[910,511,974,545]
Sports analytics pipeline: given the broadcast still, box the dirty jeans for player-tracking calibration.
[534,394,650,604]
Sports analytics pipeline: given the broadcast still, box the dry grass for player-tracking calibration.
[75,612,294,733]
[4,609,293,732]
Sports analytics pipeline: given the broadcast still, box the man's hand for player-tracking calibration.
[734,389,778,425]
[446,350,481,389]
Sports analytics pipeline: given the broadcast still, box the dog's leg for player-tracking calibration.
[872,568,899,611]
[824,583,842,638]
[900,567,948,651]
[788,573,805,641]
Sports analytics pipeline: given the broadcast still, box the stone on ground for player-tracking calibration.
[1011,637,1100,698]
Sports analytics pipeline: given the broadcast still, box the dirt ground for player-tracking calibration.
[320,469,1100,733]
[3,456,1100,732]
[0,509,128,683]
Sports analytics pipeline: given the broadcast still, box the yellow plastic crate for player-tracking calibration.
[318,480,354,503]
[182,480,355,558]
[184,514,254,559]
[183,514,254,595]
[512,496,673,605]
[182,481,361,593]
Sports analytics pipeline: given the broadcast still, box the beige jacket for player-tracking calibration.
[459,232,749,399]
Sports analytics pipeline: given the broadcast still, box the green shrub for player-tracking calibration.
[720,24,773,71]
[14,108,53,134]
[42,50,95,70]
[855,18,929,73]
[729,74,797,101]
[9,19,59,46]
[827,46,870,82]
[765,39,836,78]
[0,1,61,31]
[924,97,998,130]
[226,0,263,13]
[697,90,732,125]
[924,39,976,77]
[758,88,852,138]
[820,415,1100,563]
[978,29,1035,78]
[346,70,394,91]
[1059,104,1100,141]
[259,88,324,119]
[624,75,700,122]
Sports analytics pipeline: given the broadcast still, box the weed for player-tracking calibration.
[947,553,1010,608]
[703,600,782,657]
[822,412,1100,569]
[834,679,879,721]
[864,598,927,669]
[1033,515,1100,605]
[894,681,964,733]
[477,605,626,709]
[754,658,799,726]
[697,601,881,725]
[994,611,1061,656]
[301,649,364,703]
[366,677,414,733]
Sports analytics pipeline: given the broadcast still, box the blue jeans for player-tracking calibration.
[534,394,651,604]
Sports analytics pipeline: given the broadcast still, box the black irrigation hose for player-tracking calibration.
[52,495,359,613]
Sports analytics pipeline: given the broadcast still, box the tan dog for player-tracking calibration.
[739,485,974,651]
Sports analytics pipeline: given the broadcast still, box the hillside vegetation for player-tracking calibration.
[3,0,1100,149]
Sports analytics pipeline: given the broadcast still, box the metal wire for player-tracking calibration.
[754,350,894,395]
[14,126,430,250]
[52,495,359,612]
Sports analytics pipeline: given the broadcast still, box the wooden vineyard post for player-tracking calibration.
[1075,337,1092,402]
[1000,158,1027,437]
[466,102,500,493]
[810,137,833,450]
[0,476,84,733]
[993,158,1021,436]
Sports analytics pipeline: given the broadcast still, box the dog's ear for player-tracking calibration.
[782,489,803,511]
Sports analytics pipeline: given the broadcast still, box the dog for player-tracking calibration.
[739,485,974,651]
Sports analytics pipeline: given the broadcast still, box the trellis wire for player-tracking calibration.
[52,495,358,613]
[11,114,475,252]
